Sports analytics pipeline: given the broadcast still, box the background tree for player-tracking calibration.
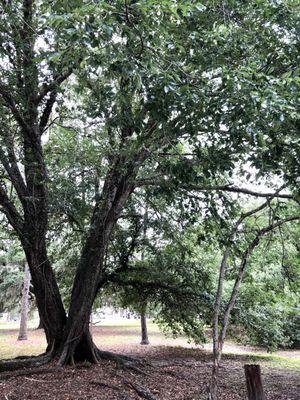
[17,263,30,341]
[0,234,25,317]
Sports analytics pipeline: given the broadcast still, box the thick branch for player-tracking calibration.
[0,85,30,132]
[39,90,57,133]
[136,178,294,200]
[36,68,74,104]
[185,184,293,200]
[0,184,24,235]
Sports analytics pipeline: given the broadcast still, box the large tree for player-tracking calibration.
[0,0,299,368]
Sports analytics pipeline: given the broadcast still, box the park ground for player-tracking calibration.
[0,320,299,400]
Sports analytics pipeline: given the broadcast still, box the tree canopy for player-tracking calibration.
[0,1,299,385]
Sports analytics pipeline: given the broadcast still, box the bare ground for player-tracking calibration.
[0,324,299,400]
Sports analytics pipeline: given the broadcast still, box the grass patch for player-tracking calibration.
[248,353,300,370]
[223,351,300,370]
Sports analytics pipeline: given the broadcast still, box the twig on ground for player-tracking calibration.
[90,380,121,391]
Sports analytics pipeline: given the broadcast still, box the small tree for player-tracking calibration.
[208,196,300,400]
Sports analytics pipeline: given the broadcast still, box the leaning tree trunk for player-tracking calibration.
[18,263,31,341]
[0,0,72,366]
[17,126,67,352]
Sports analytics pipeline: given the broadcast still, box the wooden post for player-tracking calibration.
[244,364,265,400]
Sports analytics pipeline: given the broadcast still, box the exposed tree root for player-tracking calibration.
[0,367,61,381]
[0,341,149,381]
[150,361,182,368]
[0,352,47,363]
[123,378,159,400]
[12,353,46,360]
[0,348,146,376]
[96,349,148,375]
[0,353,53,373]
[96,349,143,364]
[0,347,156,398]
[121,362,148,375]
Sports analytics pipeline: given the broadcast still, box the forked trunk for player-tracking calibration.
[58,167,138,365]
[58,240,108,365]
[61,328,99,365]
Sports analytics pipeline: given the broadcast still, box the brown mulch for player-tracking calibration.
[0,345,299,400]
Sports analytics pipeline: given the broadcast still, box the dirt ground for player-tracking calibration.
[0,324,299,400]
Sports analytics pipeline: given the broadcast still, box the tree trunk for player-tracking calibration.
[23,243,67,352]
[208,361,219,400]
[57,161,141,365]
[244,365,265,400]
[18,263,31,341]
[58,240,109,365]
[140,304,149,345]
[0,0,124,368]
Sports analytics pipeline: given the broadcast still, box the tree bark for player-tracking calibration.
[23,243,67,352]
[57,232,117,364]
[18,263,31,341]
